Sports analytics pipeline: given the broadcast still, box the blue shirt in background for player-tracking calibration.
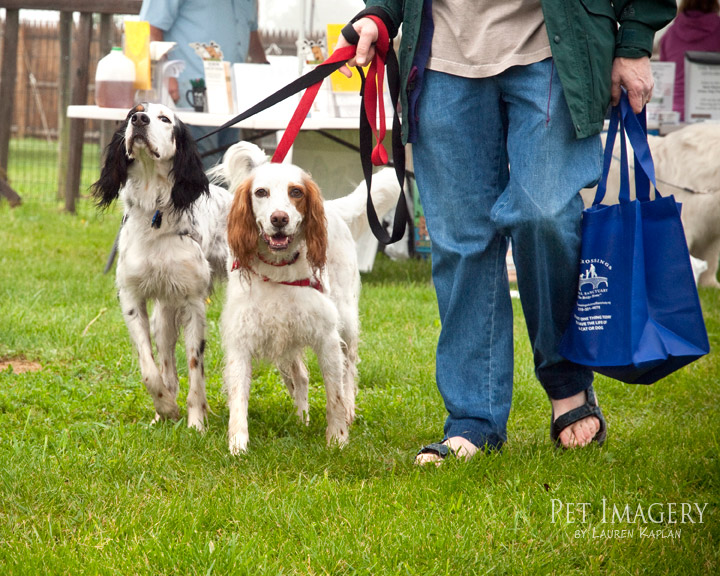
[139,0,258,105]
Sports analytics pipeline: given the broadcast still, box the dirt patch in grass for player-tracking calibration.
[0,358,42,374]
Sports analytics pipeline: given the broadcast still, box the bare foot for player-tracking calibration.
[415,436,478,466]
[551,391,601,448]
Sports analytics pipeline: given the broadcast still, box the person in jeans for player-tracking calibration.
[338,0,676,464]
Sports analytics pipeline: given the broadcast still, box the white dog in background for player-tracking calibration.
[92,103,232,430]
[583,122,720,287]
[215,142,401,454]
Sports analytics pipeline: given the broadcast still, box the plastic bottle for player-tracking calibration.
[95,47,137,108]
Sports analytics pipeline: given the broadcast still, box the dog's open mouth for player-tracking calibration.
[128,134,160,158]
[263,232,293,251]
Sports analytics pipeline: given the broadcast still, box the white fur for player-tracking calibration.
[583,122,720,287]
[101,103,232,430]
[219,142,401,454]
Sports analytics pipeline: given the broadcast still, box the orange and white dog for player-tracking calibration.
[214,142,401,454]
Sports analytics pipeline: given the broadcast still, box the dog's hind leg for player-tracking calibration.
[337,302,359,425]
[340,338,358,426]
[225,349,252,454]
[279,355,310,425]
[118,290,180,421]
[183,299,209,432]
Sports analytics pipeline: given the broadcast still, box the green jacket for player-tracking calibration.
[358,0,676,141]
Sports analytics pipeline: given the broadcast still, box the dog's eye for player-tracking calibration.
[289,187,304,199]
[159,115,171,123]
[254,188,269,198]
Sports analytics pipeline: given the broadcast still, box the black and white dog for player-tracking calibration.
[92,103,232,430]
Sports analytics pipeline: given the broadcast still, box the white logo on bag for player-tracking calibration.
[578,263,609,290]
[574,260,613,330]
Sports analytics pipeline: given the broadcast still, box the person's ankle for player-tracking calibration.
[551,391,587,419]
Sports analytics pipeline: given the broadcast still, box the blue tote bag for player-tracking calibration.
[559,93,709,384]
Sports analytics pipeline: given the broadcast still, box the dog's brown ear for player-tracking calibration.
[302,177,327,271]
[227,178,258,269]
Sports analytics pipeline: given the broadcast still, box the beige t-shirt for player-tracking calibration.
[427,0,553,78]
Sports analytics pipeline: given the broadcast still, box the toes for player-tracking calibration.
[559,416,600,448]
[559,427,577,449]
[415,453,443,467]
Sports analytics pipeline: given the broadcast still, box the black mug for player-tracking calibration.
[186,88,206,112]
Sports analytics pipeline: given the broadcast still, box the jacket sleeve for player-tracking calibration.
[351,0,404,39]
[613,0,676,58]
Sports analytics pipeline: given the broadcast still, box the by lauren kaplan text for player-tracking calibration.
[551,498,708,540]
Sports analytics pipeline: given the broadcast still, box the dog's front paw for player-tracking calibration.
[152,400,180,422]
[187,403,207,432]
[229,432,248,455]
[187,414,206,433]
[149,381,180,420]
[326,422,349,448]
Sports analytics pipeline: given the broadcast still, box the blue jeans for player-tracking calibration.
[412,60,602,449]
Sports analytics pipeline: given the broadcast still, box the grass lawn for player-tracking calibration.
[0,198,718,575]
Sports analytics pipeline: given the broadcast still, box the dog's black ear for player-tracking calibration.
[170,119,209,211]
[90,123,131,210]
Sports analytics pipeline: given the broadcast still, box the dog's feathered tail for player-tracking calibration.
[325,168,403,241]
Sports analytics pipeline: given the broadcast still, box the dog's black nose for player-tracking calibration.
[131,112,150,127]
[271,211,289,229]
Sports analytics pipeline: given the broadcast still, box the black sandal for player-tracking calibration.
[551,385,607,448]
[415,442,456,464]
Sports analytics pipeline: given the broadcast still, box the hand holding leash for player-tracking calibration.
[336,17,380,77]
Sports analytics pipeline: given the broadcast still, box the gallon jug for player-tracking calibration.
[95,47,136,108]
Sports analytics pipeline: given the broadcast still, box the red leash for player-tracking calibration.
[272,15,390,167]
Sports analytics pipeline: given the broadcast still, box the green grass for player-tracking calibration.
[0,199,718,575]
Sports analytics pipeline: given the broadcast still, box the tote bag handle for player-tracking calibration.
[593,91,658,206]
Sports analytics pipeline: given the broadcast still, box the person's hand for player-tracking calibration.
[611,56,653,114]
[168,77,180,103]
[336,17,379,78]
